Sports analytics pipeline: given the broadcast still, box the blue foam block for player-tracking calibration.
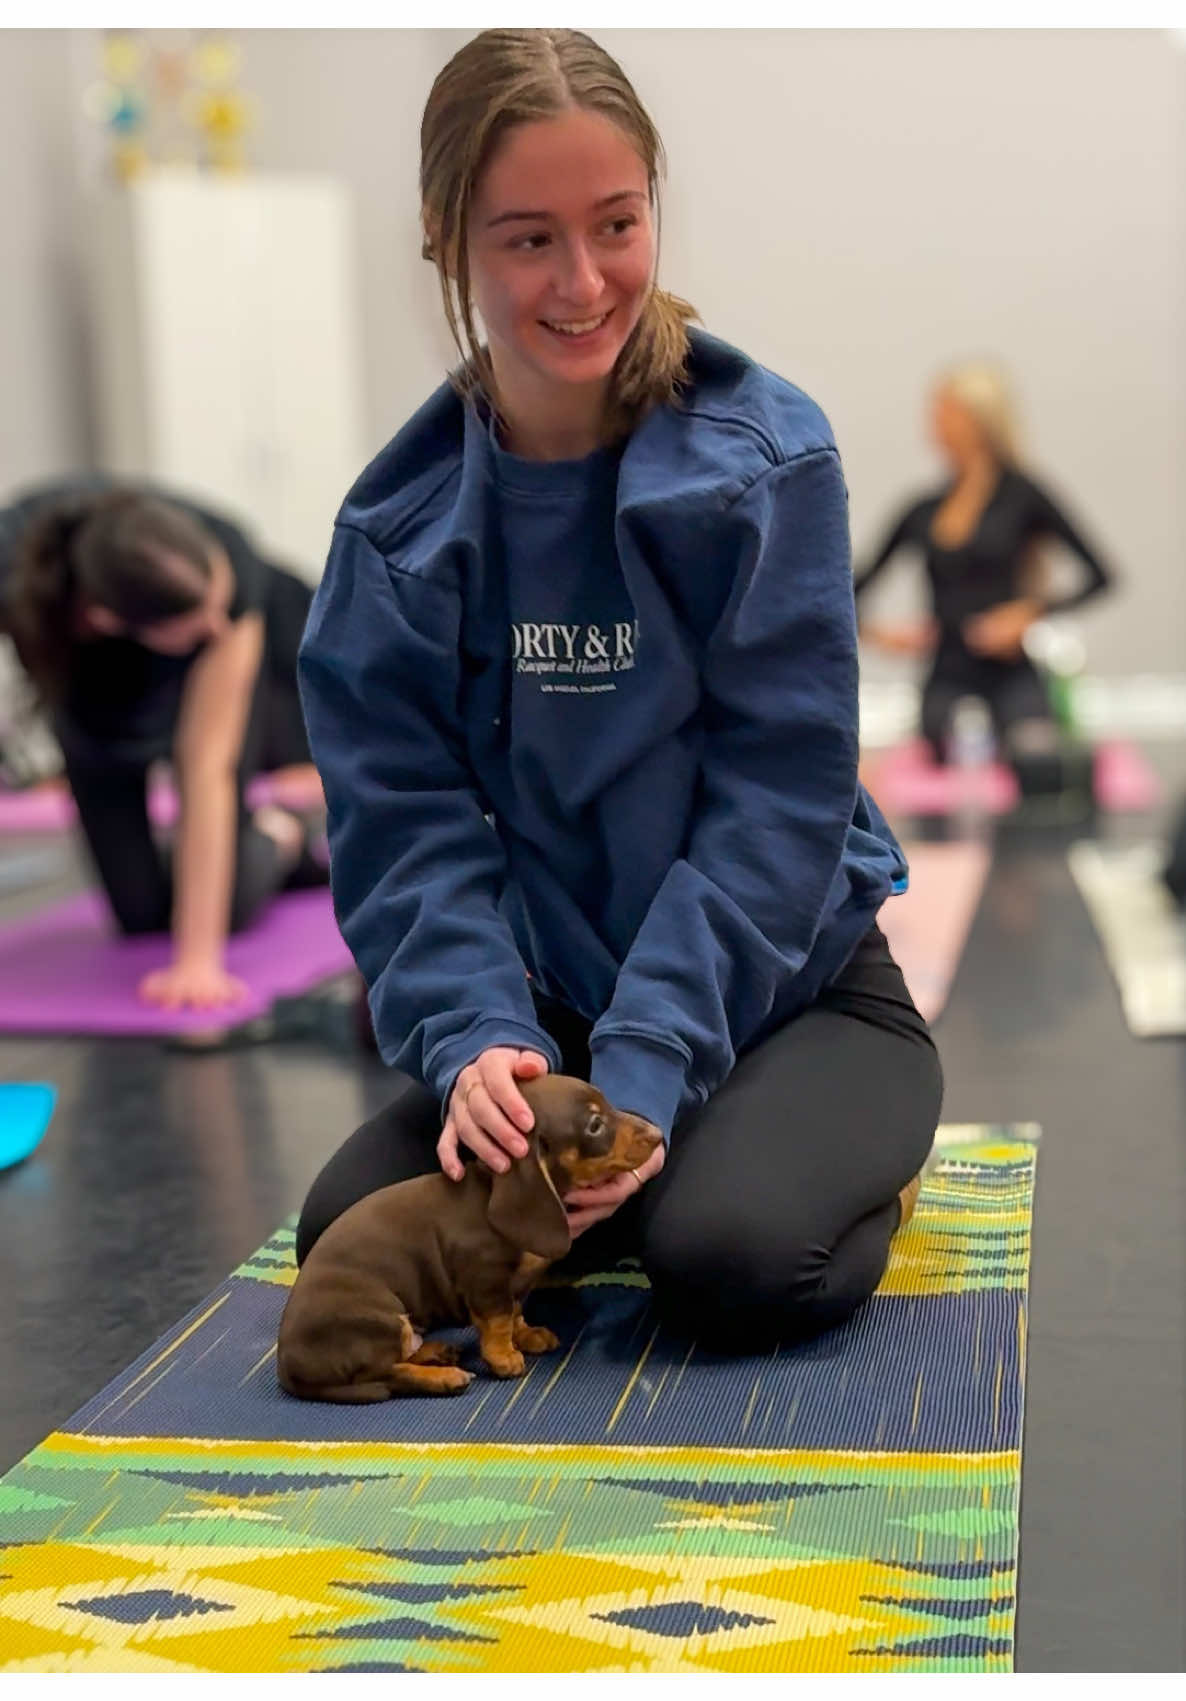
[0,1082,56,1169]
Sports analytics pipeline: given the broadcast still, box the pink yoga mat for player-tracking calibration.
[865,737,1161,818]
[0,887,352,1035]
[879,841,991,1023]
[0,769,324,836]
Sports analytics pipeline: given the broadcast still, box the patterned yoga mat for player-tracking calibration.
[0,1125,1038,1673]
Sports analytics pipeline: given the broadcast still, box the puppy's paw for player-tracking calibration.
[485,1348,526,1379]
[514,1324,560,1355]
[440,1367,475,1394]
[410,1340,461,1367]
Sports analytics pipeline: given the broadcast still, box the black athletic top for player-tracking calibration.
[853,466,1113,659]
[0,476,269,749]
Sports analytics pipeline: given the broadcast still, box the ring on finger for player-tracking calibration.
[630,1168,643,1191]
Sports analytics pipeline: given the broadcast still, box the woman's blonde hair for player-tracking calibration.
[419,28,697,436]
[936,360,1023,465]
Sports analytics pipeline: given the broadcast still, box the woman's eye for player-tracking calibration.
[603,216,638,238]
[511,231,551,252]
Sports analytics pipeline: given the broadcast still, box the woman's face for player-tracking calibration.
[86,545,234,654]
[929,386,988,468]
[466,106,656,421]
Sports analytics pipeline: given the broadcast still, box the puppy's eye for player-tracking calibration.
[586,1112,606,1139]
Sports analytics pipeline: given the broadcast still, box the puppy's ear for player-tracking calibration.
[486,1140,572,1262]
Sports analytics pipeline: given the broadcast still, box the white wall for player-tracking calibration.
[0,33,92,485]
[235,29,457,449]
[595,28,1185,678]
[2,29,1182,674]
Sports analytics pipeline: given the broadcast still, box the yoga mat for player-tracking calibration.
[1068,840,1186,1036]
[864,737,1161,819]
[0,1124,1039,1673]
[879,842,990,1024]
[0,770,324,837]
[0,1082,55,1169]
[0,889,352,1036]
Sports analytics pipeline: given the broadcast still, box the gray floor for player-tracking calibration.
[1,755,1184,1672]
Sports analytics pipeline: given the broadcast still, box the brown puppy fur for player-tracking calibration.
[277,1074,661,1401]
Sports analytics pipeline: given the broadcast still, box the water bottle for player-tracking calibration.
[949,695,994,837]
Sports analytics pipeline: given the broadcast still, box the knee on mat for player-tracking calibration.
[114,902,170,937]
[642,1214,866,1351]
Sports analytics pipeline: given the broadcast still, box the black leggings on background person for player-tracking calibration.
[295,924,943,1351]
[57,565,318,938]
[920,646,1055,766]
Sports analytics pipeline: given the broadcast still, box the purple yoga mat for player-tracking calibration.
[0,770,324,836]
[0,888,353,1035]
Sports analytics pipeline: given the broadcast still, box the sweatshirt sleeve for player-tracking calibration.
[298,523,562,1101]
[588,449,860,1138]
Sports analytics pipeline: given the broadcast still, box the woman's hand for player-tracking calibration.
[962,598,1042,660]
[138,958,249,1011]
[564,1136,666,1237]
[860,618,938,657]
[438,1047,550,1181]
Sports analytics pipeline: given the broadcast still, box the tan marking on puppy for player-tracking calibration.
[513,1316,560,1355]
[472,1310,524,1379]
[409,1340,461,1367]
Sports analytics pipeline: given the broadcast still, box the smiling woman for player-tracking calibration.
[419,29,695,459]
[462,114,657,460]
[294,28,943,1356]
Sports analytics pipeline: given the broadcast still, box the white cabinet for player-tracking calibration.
[87,169,367,582]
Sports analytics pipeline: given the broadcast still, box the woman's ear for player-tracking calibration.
[486,1139,572,1263]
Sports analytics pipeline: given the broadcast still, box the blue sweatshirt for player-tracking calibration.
[299,328,907,1140]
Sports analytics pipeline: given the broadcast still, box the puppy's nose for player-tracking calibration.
[622,1114,663,1161]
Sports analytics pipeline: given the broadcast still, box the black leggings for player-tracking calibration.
[921,648,1054,765]
[295,923,944,1351]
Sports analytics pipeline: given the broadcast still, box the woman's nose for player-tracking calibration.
[556,237,603,307]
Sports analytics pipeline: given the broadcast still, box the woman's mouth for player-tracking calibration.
[540,310,614,343]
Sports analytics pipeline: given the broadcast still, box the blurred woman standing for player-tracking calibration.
[854,364,1115,767]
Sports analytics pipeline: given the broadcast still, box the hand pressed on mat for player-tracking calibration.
[138,957,249,1011]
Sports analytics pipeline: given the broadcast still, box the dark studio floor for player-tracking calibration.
[1,745,1184,1673]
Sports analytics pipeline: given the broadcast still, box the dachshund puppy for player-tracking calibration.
[277,1074,661,1402]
